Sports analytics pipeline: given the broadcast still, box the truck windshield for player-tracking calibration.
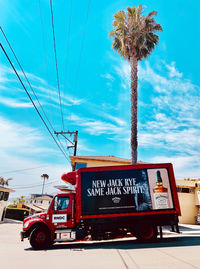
[53,196,69,211]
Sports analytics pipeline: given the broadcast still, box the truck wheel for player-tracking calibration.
[135,222,157,242]
[29,227,51,250]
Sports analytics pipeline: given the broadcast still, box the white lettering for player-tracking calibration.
[87,188,104,197]
[92,180,106,188]
[106,187,122,195]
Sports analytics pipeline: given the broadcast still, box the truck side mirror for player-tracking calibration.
[53,197,58,211]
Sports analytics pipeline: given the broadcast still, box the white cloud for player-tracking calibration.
[77,139,95,153]
[101,73,115,81]
[31,84,87,107]
[138,62,168,88]
[113,58,200,177]
[114,61,130,90]
[0,116,55,154]
[0,152,71,197]
[0,96,32,108]
[0,115,71,197]
[0,69,9,83]
[166,61,183,78]
[138,61,197,94]
[137,61,200,177]
[101,112,127,126]
[68,113,127,136]
[150,155,200,179]
[0,64,86,110]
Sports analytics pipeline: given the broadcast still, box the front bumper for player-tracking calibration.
[20,231,28,241]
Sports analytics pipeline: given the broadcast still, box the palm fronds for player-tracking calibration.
[109,5,162,61]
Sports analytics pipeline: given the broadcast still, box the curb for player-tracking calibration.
[3,218,23,224]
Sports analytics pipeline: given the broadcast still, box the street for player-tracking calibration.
[1,221,200,269]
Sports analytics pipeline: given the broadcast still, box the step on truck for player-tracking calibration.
[20,163,181,249]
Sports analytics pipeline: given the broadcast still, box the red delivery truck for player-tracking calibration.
[20,163,181,250]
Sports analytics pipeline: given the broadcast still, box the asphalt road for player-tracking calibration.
[1,222,200,269]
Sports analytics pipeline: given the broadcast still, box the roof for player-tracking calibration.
[34,204,48,210]
[30,195,52,201]
[23,204,43,212]
[70,155,147,164]
[176,180,200,188]
[54,185,75,192]
[0,186,15,192]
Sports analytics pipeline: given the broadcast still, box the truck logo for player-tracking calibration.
[52,214,67,223]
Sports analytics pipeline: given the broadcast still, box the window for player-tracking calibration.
[53,196,69,211]
[0,191,3,201]
[75,162,87,169]
[177,187,194,193]
[182,188,190,193]
[3,192,9,201]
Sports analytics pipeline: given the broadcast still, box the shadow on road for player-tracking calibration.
[24,235,200,252]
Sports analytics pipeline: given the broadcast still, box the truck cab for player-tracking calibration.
[21,191,76,250]
[49,192,75,228]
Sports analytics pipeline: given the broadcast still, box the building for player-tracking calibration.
[7,194,53,218]
[24,194,53,214]
[176,179,200,224]
[0,186,15,222]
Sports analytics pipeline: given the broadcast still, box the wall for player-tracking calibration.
[76,160,130,168]
[178,192,198,224]
[28,198,51,209]
[0,201,6,222]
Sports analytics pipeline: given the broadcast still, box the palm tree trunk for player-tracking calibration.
[130,55,138,164]
[42,178,45,196]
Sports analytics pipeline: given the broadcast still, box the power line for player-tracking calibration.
[56,134,70,156]
[0,26,55,133]
[0,43,71,164]
[64,0,72,89]
[10,179,57,188]
[1,165,50,175]
[38,0,56,128]
[38,0,49,85]
[74,0,91,93]
[49,0,65,131]
[11,180,59,190]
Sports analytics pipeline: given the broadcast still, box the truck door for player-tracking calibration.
[51,194,75,229]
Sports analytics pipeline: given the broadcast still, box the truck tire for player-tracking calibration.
[29,227,51,250]
[135,222,157,242]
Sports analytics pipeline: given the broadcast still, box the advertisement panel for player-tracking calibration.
[81,167,173,216]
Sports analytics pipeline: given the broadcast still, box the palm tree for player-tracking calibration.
[109,5,162,164]
[0,176,12,186]
[41,174,49,195]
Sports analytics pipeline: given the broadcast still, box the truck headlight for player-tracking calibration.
[23,221,30,229]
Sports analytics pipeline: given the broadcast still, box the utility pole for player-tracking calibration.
[54,131,78,171]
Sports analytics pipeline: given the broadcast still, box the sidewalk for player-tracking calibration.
[163,224,200,235]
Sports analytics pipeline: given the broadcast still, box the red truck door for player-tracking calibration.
[50,194,75,229]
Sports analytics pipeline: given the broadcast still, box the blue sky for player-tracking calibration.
[0,0,200,197]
